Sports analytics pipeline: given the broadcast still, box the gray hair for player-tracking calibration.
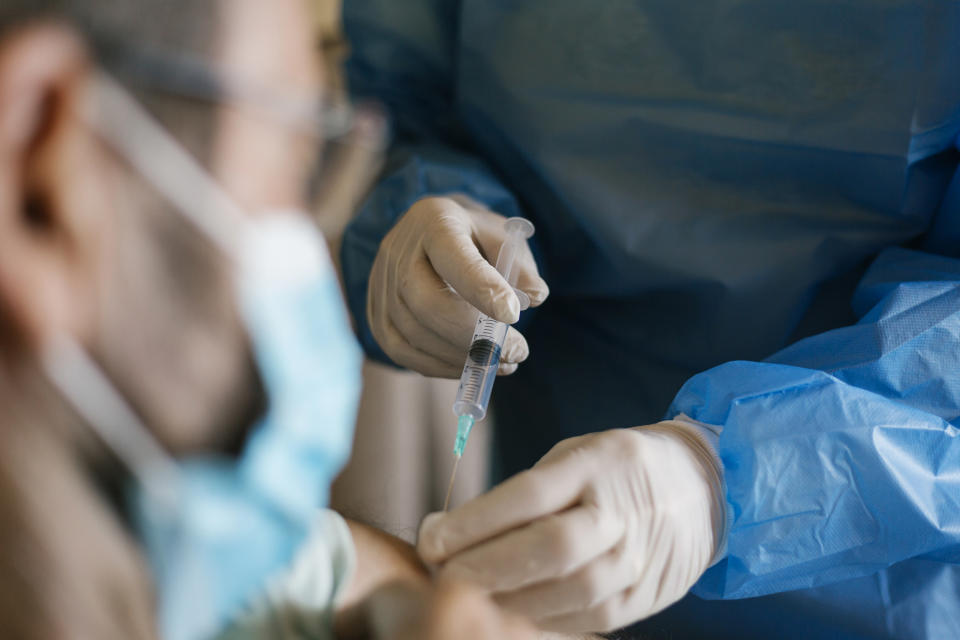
[0,1,219,66]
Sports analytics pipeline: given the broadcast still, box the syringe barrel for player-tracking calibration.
[453,217,535,422]
[454,315,508,420]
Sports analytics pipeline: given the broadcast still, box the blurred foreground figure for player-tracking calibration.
[0,1,537,639]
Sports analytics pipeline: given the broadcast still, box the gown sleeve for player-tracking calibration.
[671,153,960,599]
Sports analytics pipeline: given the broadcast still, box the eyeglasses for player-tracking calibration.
[100,40,359,141]
[94,38,389,240]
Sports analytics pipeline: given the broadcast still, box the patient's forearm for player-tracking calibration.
[335,521,609,640]
[339,519,428,609]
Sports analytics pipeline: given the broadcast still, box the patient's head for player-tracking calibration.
[0,0,327,637]
[0,0,323,453]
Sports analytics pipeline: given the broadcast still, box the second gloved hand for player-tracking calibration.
[418,423,726,633]
[367,195,549,378]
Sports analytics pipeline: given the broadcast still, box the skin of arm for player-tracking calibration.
[334,520,604,640]
[333,519,429,637]
[339,519,430,608]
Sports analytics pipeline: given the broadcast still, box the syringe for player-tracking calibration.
[444,217,535,510]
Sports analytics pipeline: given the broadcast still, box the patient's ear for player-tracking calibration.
[0,24,107,356]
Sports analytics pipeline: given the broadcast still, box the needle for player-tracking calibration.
[443,455,461,512]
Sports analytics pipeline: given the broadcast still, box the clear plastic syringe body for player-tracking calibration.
[451,217,535,457]
[454,316,509,421]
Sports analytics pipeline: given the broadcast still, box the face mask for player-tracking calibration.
[42,73,362,640]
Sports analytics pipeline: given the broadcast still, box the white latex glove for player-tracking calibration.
[417,423,726,633]
[367,195,549,377]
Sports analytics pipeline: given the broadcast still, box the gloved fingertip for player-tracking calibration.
[501,292,521,323]
[497,362,519,376]
[485,282,521,323]
[528,279,550,306]
[502,340,529,364]
[418,513,446,562]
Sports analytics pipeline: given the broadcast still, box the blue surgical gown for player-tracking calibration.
[340,2,960,638]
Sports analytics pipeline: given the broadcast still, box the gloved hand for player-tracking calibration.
[367,195,549,377]
[417,422,726,633]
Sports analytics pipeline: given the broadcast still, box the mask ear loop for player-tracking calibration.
[41,335,181,512]
[48,72,242,509]
[82,72,245,260]
[43,334,227,640]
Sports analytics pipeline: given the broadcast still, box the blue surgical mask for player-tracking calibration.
[42,73,362,640]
